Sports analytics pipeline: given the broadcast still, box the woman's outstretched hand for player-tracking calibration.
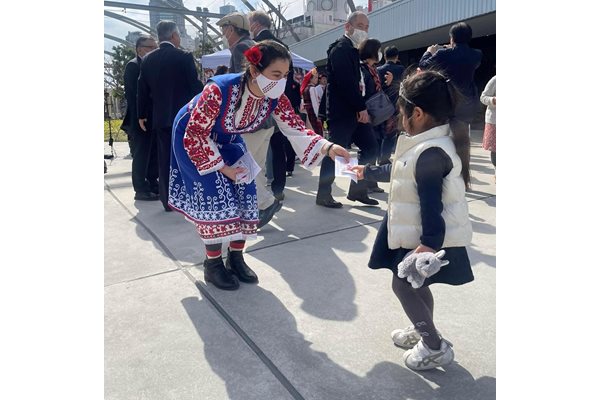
[328,144,350,162]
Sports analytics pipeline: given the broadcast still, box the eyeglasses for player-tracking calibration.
[140,45,157,49]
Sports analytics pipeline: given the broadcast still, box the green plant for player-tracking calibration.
[104,119,128,142]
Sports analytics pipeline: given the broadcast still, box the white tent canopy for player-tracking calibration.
[200,48,315,71]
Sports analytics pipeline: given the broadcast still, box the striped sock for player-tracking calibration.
[205,244,222,259]
[229,240,245,252]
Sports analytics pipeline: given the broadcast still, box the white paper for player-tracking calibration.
[334,156,358,183]
[231,152,262,184]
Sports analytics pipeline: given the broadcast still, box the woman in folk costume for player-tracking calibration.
[168,40,350,291]
[300,68,324,136]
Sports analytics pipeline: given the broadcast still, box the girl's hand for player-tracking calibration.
[350,165,365,180]
[414,244,436,254]
[219,165,246,181]
[328,144,350,162]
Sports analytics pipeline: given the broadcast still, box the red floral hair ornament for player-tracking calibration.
[244,46,263,67]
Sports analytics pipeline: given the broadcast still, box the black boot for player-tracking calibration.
[226,249,259,283]
[203,257,239,290]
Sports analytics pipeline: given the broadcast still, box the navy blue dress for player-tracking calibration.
[367,147,474,287]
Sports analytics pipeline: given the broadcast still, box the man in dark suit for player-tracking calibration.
[419,21,482,125]
[121,35,159,201]
[248,10,300,205]
[316,11,378,208]
[137,21,204,211]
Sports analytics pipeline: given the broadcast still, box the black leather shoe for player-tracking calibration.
[286,171,293,177]
[134,191,160,201]
[368,186,385,193]
[347,195,379,206]
[258,199,281,228]
[225,249,258,283]
[204,258,239,290]
[316,197,343,208]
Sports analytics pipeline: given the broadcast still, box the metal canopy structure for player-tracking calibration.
[104,1,226,19]
[105,33,134,48]
[104,10,156,35]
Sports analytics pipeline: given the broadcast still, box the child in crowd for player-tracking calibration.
[352,70,473,370]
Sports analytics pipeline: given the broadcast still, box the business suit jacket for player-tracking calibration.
[121,56,144,135]
[137,42,203,130]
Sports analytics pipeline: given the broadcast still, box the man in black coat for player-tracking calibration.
[137,21,204,211]
[419,21,482,125]
[249,10,300,204]
[121,35,159,201]
[316,11,378,208]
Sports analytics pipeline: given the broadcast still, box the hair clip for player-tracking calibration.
[399,82,415,105]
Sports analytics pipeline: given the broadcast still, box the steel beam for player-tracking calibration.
[104,10,155,35]
[105,33,135,48]
[104,1,225,19]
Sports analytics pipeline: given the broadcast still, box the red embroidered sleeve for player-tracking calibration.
[183,84,224,175]
[272,94,328,170]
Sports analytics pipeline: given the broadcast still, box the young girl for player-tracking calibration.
[352,70,473,370]
[169,40,349,291]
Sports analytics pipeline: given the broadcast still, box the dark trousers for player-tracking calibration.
[270,130,297,195]
[373,123,398,165]
[155,127,172,210]
[130,129,158,194]
[317,118,378,199]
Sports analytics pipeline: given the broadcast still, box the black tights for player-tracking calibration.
[491,151,496,168]
[392,275,440,350]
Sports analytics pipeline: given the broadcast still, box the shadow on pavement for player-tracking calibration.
[181,288,494,400]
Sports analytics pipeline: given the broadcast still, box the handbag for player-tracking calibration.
[365,90,395,126]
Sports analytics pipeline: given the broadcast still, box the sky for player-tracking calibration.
[104,0,368,54]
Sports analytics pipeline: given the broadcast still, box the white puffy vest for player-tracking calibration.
[387,124,472,250]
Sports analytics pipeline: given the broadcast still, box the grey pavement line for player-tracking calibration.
[104,268,181,288]
[105,186,305,400]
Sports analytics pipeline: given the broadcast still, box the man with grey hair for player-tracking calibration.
[121,35,159,201]
[316,11,379,208]
[138,20,203,211]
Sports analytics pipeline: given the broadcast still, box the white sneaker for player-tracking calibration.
[391,326,421,349]
[403,338,454,371]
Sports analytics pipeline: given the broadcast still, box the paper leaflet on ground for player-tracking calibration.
[334,156,358,183]
[231,151,262,184]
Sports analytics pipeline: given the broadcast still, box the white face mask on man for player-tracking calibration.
[348,27,368,47]
[256,73,287,99]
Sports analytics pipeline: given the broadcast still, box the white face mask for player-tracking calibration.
[349,28,368,47]
[256,73,287,99]
[378,51,383,62]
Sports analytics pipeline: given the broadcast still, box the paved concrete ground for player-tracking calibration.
[104,130,496,400]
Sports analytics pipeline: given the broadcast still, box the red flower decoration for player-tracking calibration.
[244,46,263,66]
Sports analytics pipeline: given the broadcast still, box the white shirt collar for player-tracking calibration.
[159,41,175,47]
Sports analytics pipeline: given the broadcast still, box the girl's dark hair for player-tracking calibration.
[358,38,381,61]
[398,70,471,186]
[235,40,291,112]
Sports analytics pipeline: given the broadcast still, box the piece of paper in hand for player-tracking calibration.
[334,156,358,183]
[231,152,262,184]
